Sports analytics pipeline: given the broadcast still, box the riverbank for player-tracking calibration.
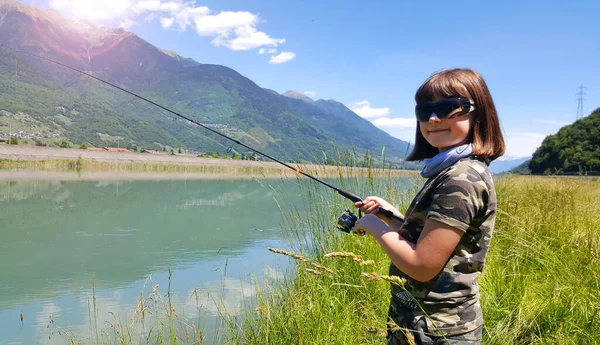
[0,144,419,180]
[0,144,292,168]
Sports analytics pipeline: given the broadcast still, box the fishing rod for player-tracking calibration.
[4,45,405,231]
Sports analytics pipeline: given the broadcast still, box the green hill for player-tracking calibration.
[508,159,532,175]
[0,0,410,165]
[529,108,600,174]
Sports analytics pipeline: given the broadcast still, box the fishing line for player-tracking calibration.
[2,45,404,224]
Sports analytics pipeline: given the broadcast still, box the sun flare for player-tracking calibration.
[50,0,130,22]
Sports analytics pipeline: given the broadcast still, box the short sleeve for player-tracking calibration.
[426,167,489,232]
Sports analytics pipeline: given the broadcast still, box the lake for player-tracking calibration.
[0,176,314,344]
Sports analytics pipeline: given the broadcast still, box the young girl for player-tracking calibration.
[353,68,505,345]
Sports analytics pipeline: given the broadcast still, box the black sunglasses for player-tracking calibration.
[415,98,476,122]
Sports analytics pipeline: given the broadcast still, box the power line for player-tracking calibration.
[575,85,586,120]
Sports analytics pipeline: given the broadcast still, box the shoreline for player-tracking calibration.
[0,144,419,181]
[0,170,306,181]
[0,144,292,168]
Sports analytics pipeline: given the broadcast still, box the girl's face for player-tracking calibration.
[419,98,474,152]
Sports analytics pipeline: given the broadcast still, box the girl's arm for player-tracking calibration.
[354,215,463,282]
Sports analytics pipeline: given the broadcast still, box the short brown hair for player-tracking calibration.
[407,68,505,161]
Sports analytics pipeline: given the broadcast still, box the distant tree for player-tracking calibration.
[60,140,70,148]
[529,107,600,174]
[178,147,182,154]
[9,137,18,145]
[79,144,88,149]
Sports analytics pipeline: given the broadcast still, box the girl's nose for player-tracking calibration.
[428,113,441,122]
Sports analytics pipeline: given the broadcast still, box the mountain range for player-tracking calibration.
[488,155,531,174]
[0,0,411,165]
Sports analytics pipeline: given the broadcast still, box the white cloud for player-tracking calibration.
[144,13,156,22]
[259,48,278,54]
[304,91,316,98]
[48,0,288,53]
[269,51,296,64]
[372,117,416,129]
[213,25,286,51]
[347,100,391,119]
[159,16,175,28]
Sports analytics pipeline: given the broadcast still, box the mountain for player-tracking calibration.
[0,0,410,164]
[282,90,314,103]
[529,108,600,174]
[508,159,531,175]
[489,155,531,174]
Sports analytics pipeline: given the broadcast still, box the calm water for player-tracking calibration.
[0,177,311,344]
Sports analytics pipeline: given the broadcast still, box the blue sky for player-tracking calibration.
[26,0,600,157]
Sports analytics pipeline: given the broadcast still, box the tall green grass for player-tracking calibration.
[222,157,422,344]
[225,173,600,344]
[55,160,599,344]
[480,176,600,344]
[61,269,208,345]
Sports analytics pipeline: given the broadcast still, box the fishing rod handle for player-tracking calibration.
[377,207,405,223]
[337,188,405,223]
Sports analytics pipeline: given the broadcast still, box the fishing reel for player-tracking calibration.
[336,208,364,235]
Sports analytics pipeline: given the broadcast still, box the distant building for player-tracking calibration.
[86,147,132,153]
[103,147,131,153]
[0,138,6,144]
[142,149,166,155]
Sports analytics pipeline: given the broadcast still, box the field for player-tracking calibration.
[225,173,600,345]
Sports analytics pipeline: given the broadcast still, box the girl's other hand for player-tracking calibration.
[353,214,393,237]
[354,196,399,216]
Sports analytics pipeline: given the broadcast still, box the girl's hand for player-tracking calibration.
[354,196,402,218]
[353,214,393,237]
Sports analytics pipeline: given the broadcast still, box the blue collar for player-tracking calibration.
[421,144,473,178]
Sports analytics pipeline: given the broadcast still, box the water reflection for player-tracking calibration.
[0,178,302,344]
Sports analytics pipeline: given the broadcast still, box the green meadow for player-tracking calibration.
[16,159,598,344]
[228,171,600,344]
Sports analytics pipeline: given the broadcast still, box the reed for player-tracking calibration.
[0,157,417,179]
[228,171,600,344]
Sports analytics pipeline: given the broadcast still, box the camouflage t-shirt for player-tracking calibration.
[389,157,496,337]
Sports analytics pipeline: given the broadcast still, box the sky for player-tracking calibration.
[24,0,600,158]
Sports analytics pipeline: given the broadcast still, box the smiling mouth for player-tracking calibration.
[428,129,449,134]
